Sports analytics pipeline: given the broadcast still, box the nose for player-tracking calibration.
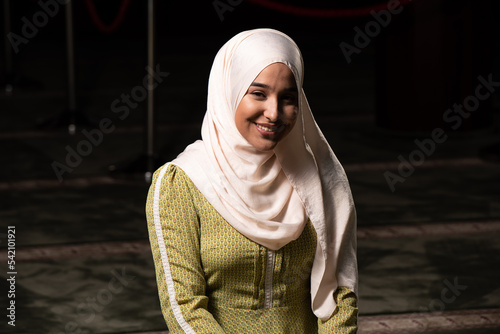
[263,97,279,122]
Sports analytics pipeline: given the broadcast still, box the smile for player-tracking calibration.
[255,123,284,135]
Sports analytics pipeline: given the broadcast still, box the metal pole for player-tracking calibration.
[4,0,13,95]
[145,0,156,182]
[65,0,77,135]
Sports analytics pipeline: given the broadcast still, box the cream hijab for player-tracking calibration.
[171,28,357,320]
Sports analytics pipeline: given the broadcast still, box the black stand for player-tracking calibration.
[2,0,42,94]
[36,0,93,134]
[108,0,162,182]
[3,0,13,95]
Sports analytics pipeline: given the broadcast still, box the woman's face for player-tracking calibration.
[235,63,299,152]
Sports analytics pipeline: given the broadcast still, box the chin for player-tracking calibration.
[253,140,278,152]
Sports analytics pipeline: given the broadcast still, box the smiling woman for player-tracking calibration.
[146,28,358,333]
[235,63,299,151]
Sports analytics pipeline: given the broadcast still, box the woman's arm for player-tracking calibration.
[317,287,358,334]
[146,164,225,334]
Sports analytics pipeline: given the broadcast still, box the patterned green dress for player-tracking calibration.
[146,164,358,333]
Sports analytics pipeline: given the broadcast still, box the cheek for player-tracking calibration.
[288,117,297,133]
[284,106,299,123]
[283,107,298,136]
[235,99,254,134]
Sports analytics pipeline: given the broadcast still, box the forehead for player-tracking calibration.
[252,63,297,87]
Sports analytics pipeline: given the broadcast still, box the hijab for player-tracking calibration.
[169,28,358,320]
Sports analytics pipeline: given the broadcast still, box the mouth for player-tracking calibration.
[254,122,285,136]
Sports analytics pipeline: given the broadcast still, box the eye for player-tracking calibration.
[282,94,298,104]
[250,91,266,99]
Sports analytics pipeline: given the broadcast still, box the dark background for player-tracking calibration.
[2,0,499,136]
[2,1,500,333]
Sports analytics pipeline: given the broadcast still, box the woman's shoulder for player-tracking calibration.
[152,163,191,185]
[153,163,186,177]
[149,163,209,214]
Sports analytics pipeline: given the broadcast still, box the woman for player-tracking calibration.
[146,28,358,333]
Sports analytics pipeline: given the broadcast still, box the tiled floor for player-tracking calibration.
[1,24,500,334]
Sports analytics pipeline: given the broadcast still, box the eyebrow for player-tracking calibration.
[250,81,298,92]
[250,82,270,89]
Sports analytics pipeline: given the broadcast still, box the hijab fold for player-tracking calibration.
[172,28,357,320]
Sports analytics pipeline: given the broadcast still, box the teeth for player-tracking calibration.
[256,124,276,132]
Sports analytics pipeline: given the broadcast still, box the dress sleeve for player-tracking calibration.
[146,164,225,333]
[317,287,358,334]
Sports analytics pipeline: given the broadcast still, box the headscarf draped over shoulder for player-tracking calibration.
[171,28,358,320]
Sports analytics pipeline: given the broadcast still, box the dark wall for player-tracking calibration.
[3,0,499,133]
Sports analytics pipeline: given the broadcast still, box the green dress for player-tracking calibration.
[146,164,358,333]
